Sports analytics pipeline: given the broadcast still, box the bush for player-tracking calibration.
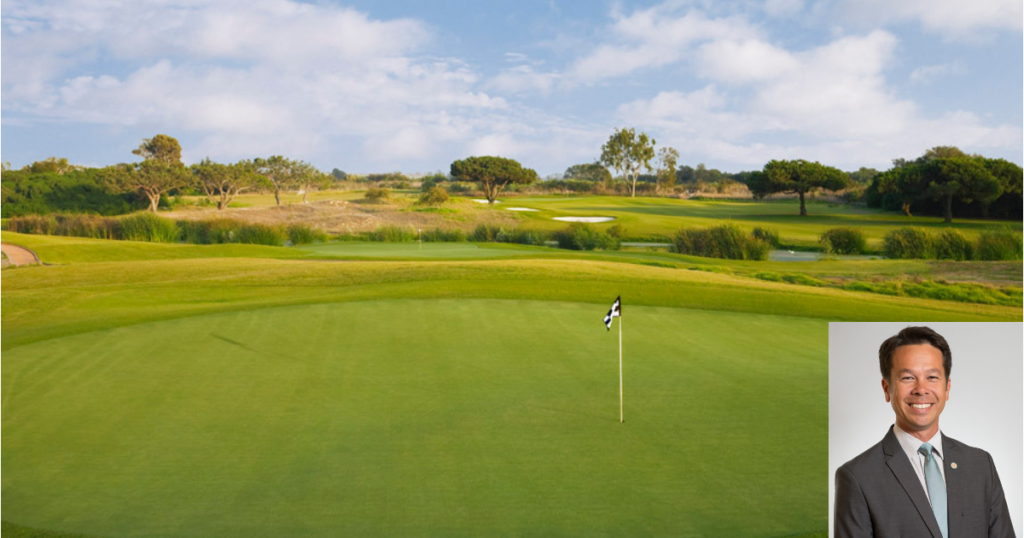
[421,228,466,242]
[418,186,450,206]
[364,187,390,202]
[119,212,180,243]
[498,228,548,246]
[933,229,973,261]
[820,227,866,254]
[7,215,59,235]
[673,223,761,259]
[470,224,504,242]
[235,223,286,246]
[367,225,416,242]
[883,227,934,259]
[287,224,328,245]
[751,227,780,247]
[975,228,1023,261]
[552,222,619,251]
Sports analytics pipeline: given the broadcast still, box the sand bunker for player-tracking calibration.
[552,216,615,223]
[506,207,539,212]
[472,199,499,204]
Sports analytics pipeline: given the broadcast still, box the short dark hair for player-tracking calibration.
[879,326,952,381]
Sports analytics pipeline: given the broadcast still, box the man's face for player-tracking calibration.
[881,343,950,441]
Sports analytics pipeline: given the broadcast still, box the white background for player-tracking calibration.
[828,322,1023,537]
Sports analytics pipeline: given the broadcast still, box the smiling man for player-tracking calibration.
[834,326,1015,538]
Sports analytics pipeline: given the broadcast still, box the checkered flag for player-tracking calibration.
[603,296,621,330]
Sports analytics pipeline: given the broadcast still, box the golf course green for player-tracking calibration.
[2,192,1019,538]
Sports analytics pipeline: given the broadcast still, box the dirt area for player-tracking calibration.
[1,243,41,267]
[163,198,521,235]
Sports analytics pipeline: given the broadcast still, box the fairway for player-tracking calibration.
[297,241,541,258]
[3,299,826,538]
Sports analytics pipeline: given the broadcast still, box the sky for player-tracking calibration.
[2,0,1022,177]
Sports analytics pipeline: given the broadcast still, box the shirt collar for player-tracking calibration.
[893,423,943,459]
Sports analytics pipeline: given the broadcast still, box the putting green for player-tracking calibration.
[3,299,826,538]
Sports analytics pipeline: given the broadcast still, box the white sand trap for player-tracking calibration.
[506,207,539,212]
[472,199,499,204]
[552,216,615,223]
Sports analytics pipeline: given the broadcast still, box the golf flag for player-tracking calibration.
[603,296,621,330]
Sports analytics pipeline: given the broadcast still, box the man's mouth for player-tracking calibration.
[909,403,933,409]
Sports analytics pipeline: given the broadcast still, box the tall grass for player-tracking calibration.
[235,223,287,246]
[883,228,933,259]
[975,228,1023,261]
[421,228,466,242]
[7,215,59,235]
[367,225,416,242]
[552,223,618,251]
[287,224,328,245]
[933,229,973,261]
[119,213,180,243]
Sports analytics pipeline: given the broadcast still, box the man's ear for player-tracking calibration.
[882,378,891,403]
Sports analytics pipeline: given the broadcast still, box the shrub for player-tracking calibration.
[819,227,866,254]
[364,186,390,202]
[178,220,216,244]
[933,229,973,261]
[235,223,287,246]
[606,224,626,239]
[119,212,180,243]
[751,227,780,247]
[470,224,504,242]
[7,215,59,235]
[421,228,466,242]
[367,225,416,242]
[883,227,933,259]
[674,223,746,259]
[287,224,328,245]
[975,228,1023,261]
[418,186,450,206]
[743,238,772,261]
[552,222,619,251]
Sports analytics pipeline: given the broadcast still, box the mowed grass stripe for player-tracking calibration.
[3,300,826,538]
[3,258,1018,350]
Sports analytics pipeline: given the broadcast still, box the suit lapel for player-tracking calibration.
[943,435,962,538]
[882,427,943,538]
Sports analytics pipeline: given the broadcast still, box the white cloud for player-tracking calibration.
[618,30,1021,169]
[568,7,759,82]
[909,62,966,84]
[835,0,1022,38]
[764,0,805,17]
[486,66,561,94]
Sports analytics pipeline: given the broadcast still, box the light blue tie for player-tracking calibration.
[919,442,948,538]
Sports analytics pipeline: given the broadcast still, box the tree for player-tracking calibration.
[295,162,331,203]
[101,160,192,212]
[600,128,656,197]
[132,134,182,165]
[978,158,1022,218]
[748,159,849,216]
[21,157,77,174]
[563,163,612,183]
[331,168,348,181]
[876,165,928,216]
[656,147,679,192]
[251,156,310,206]
[847,167,879,185]
[192,159,268,210]
[923,157,1000,223]
[449,156,538,204]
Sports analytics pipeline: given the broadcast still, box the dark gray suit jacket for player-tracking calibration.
[835,426,1015,538]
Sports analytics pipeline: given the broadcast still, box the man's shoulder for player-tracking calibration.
[837,436,890,477]
[943,433,996,465]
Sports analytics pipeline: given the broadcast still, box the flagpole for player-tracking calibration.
[619,314,623,423]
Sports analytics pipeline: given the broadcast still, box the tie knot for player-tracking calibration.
[918,443,933,458]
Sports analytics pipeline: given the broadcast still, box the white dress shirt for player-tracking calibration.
[892,423,946,503]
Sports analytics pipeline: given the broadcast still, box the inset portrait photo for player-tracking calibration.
[829,322,1022,538]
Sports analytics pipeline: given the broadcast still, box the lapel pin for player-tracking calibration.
[951,463,957,469]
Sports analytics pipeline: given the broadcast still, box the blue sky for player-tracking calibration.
[2,0,1021,176]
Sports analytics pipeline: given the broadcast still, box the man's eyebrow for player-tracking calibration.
[896,368,942,376]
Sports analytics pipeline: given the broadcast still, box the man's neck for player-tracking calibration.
[895,420,939,443]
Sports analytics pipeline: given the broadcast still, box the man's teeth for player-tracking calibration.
[910,404,932,409]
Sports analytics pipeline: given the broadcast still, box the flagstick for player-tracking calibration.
[619,314,623,424]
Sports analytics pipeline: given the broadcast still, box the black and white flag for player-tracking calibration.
[603,296,621,330]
